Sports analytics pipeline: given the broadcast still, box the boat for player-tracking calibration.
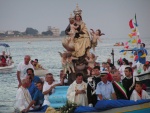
[0,63,15,70]
[75,100,150,113]
[48,89,150,113]
[0,43,15,70]
[34,69,49,77]
[114,42,124,46]
[49,86,69,108]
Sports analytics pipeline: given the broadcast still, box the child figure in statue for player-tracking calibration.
[68,18,79,42]
[66,52,78,73]
[85,53,97,76]
[59,52,68,74]
[90,29,105,52]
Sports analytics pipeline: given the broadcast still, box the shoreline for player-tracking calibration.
[0,36,65,42]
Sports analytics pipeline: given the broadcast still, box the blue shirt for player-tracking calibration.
[28,82,38,99]
[33,90,44,106]
[96,81,115,100]
[137,48,148,64]
[33,76,41,83]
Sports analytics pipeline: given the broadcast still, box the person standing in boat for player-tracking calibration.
[130,81,150,101]
[26,75,38,99]
[14,78,33,112]
[118,58,130,79]
[111,69,128,99]
[67,73,88,106]
[42,73,64,106]
[59,70,68,86]
[96,72,116,100]
[87,66,101,107]
[33,59,44,70]
[17,55,34,88]
[64,4,91,58]
[26,68,41,83]
[122,67,137,99]
[24,81,45,112]
[137,43,148,64]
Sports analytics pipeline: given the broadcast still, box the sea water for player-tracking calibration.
[0,37,150,112]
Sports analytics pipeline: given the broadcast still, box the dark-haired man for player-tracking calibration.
[87,66,101,106]
[67,73,88,106]
[26,68,41,83]
[122,67,136,99]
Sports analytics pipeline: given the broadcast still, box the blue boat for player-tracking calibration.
[49,86,69,108]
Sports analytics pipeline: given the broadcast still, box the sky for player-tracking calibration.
[0,0,150,38]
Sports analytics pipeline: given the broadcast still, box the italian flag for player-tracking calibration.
[129,14,138,29]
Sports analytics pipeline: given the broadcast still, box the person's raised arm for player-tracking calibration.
[17,71,22,88]
[43,86,54,95]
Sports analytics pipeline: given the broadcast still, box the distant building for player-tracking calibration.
[48,26,60,37]
[6,31,14,35]
[0,31,5,34]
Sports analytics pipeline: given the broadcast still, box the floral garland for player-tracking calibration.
[60,101,79,113]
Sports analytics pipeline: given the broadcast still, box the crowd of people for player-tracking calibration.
[14,52,150,112]
[13,4,150,113]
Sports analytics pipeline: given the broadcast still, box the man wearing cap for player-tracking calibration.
[96,71,116,100]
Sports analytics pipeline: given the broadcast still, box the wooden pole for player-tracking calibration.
[111,48,114,65]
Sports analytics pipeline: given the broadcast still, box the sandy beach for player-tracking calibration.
[0,36,64,42]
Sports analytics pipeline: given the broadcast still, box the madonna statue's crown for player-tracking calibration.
[73,4,82,15]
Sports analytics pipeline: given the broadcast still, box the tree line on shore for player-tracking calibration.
[0,27,66,37]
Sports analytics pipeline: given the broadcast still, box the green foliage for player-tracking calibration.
[60,101,78,113]
[60,31,66,36]
[42,30,53,36]
[25,27,38,35]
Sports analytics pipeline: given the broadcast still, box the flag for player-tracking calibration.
[129,14,138,29]
[129,19,134,29]
[134,14,138,27]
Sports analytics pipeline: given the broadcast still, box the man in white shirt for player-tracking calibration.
[14,78,33,112]
[17,55,34,88]
[42,73,62,106]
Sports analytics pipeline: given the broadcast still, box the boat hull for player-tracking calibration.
[82,102,150,113]
[34,69,49,76]
[0,63,15,70]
